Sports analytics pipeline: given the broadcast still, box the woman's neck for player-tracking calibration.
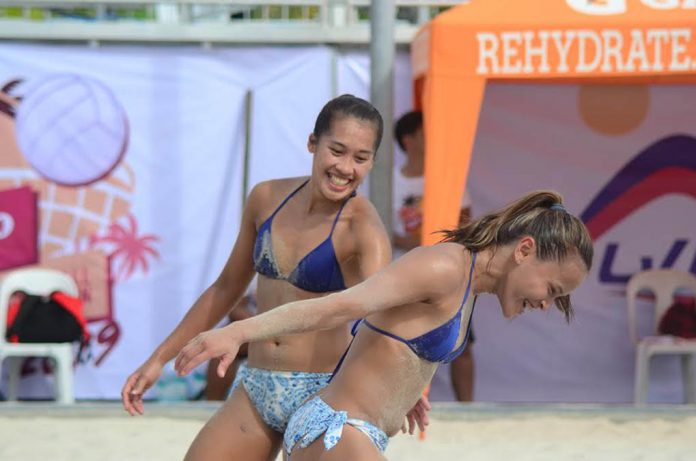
[303,177,343,215]
[471,246,511,295]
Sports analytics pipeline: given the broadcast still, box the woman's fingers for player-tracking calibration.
[176,332,240,377]
[173,337,203,373]
[176,335,213,375]
[121,373,149,416]
[407,412,416,435]
[217,353,234,378]
[176,345,210,376]
[419,395,432,411]
[121,373,140,416]
[414,404,427,432]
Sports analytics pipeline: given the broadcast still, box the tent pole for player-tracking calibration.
[369,0,395,237]
[242,89,252,208]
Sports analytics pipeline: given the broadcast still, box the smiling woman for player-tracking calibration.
[175,190,595,460]
[121,94,403,461]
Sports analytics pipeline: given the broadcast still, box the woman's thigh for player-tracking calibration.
[185,385,282,461]
[289,425,386,461]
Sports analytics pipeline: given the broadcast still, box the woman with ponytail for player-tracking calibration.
[175,190,594,460]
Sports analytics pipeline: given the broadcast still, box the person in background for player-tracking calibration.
[393,109,474,401]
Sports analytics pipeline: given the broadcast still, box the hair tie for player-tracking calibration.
[549,203,566,212]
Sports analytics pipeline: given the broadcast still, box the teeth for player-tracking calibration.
[329,174,349,186]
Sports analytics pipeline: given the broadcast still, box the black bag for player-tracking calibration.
[6,294,87,344]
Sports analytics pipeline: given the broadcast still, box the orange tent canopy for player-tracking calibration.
[412,0,696,244]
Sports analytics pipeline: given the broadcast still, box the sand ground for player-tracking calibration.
[1,402,695,461]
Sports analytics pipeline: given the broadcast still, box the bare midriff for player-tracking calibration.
[319,326,438,437]
[246,276,352,373]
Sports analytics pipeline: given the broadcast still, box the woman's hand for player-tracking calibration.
[174,326,241,378]
[121,358,164,416]
[401,395,432,435]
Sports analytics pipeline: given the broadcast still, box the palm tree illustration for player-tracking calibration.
[90,213,160,281]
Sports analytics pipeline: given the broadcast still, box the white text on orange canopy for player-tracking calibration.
[567,0,696,17]
[475,28,696,76]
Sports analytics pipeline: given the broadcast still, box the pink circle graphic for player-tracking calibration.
[15,74,129,186]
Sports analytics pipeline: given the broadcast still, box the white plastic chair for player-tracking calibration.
[0,268,78,404]
[626,269,696,405]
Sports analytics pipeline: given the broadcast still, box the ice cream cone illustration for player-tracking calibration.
[1,74,160,366]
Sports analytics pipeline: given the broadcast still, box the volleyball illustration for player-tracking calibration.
[2,75,156,357]
[15,73,129,187]
[1,77,137,260]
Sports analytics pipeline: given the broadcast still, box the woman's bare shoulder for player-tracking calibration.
[393,243,470,294]
[342,195,389,244]
[406,243,467,269]
[248,177,307,205]
[343,194,382,223]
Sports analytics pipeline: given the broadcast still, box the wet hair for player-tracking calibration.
[440,190,594,323]
[312,94,384,152]
[394,110,423,151]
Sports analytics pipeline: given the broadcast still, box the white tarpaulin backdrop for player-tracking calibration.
[0,44,413,399]
[1,44,694,403]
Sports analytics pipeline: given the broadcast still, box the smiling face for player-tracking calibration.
[308,115,377,201]
[497,237,588,319]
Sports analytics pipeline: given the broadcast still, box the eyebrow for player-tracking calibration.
[329,140,373,155]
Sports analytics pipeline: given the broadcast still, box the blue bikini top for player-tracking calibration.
[252,179,355,293]
[348,252,477,369]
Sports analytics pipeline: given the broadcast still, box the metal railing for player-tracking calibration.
[0,0,467,44]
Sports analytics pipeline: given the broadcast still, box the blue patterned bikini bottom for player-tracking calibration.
[283,396,389,455]
[230,362,332,433]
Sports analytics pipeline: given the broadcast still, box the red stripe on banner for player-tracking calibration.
[586,167,696,240]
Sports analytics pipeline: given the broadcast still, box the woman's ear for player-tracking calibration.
[307,133,317,153]
[514,236,536,264]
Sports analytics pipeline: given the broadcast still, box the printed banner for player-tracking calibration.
[3,43,693,405]
[0,186,38,270]
[468,82,696,403]
[0,44,413,399]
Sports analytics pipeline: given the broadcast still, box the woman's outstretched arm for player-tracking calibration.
[175,244,462,377]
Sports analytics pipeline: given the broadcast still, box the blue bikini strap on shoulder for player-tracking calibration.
[268,179,309,220]
[328,190,356,235]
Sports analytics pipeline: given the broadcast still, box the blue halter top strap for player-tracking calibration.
[267,179,308,221]
[362,251,477,364]
[329,251,478,381]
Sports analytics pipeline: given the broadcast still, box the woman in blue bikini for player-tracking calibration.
[121,95,423,460]
[175,191,594,460]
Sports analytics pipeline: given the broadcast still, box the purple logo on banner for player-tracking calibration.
[580,134,696,283]
[0,186,38,270]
